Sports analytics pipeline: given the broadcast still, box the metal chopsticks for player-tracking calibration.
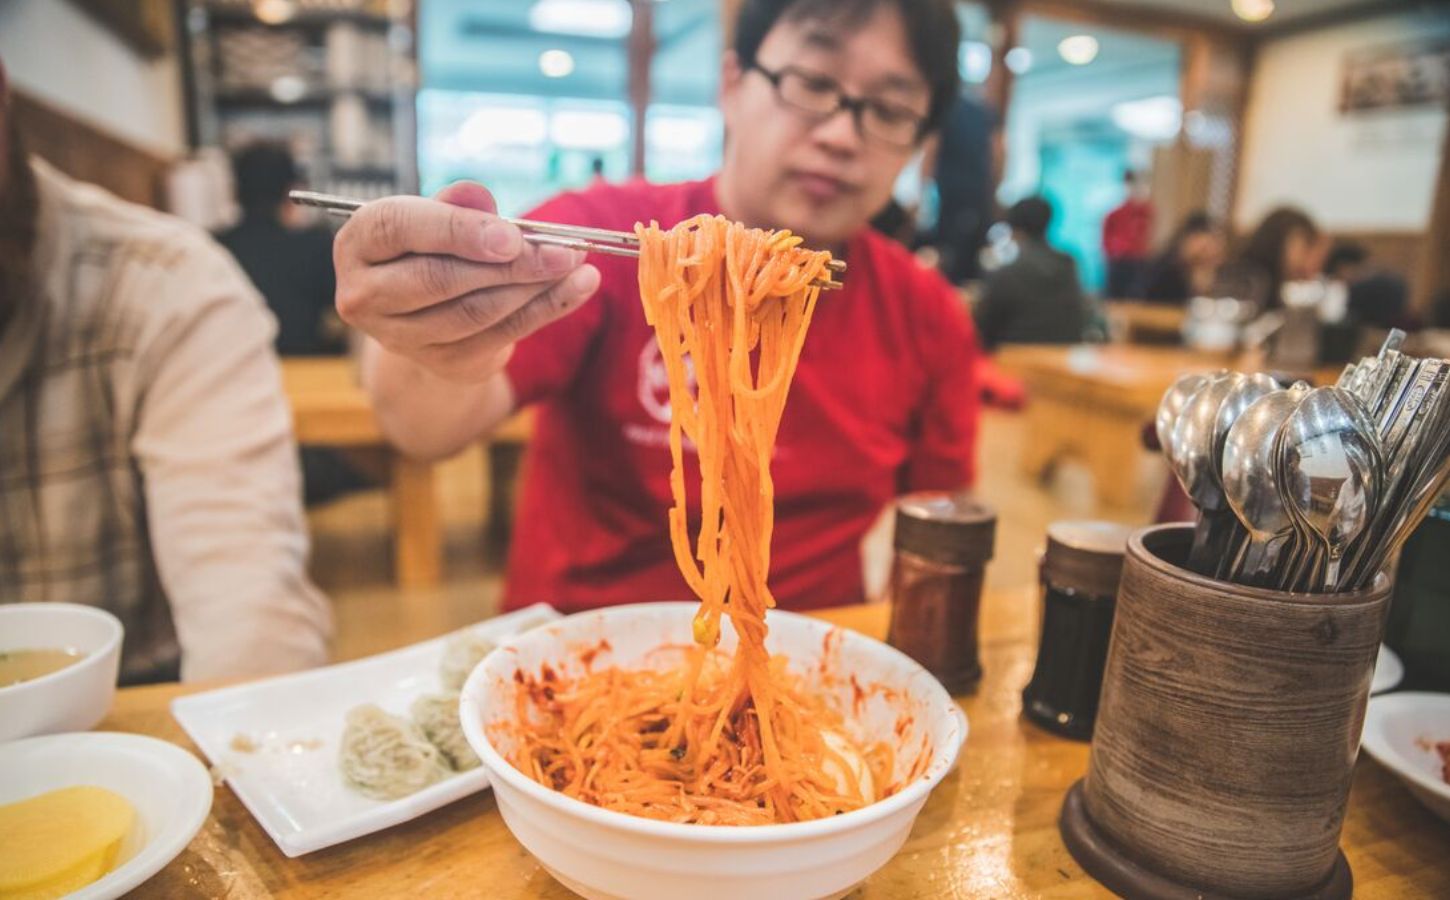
[289,190,846,290]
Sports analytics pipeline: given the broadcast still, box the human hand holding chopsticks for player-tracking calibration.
[333,181,601,384]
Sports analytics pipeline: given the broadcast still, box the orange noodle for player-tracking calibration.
[505,215,906,824]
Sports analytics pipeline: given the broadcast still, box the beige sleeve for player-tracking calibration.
[130,238,333,681]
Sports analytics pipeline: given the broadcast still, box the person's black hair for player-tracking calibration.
[733,0,962,137]
[1238,206,1319,308]
[1123,170,1140,185]
[590,156,605,176]
[232,142,300,220]
[1006,196,1053,241]
[1162,210,1214,256]
[1324,240,1368,279]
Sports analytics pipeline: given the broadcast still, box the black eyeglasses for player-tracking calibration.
[747,62,928,149]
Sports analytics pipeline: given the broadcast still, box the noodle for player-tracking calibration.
[505,215,895,824]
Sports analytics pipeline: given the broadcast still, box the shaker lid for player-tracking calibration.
[893,492,996,567]
[1043,521,1135,598]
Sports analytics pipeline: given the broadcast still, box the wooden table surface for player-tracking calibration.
[105,596,1450,898]
[993,345,1342,509]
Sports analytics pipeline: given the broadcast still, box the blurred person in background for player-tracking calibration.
[1139,211,1225,304]
[1232,206,1321,309]
[1324,239,1414,330]
[1102,170,1154,299]
[0,60,331,684]
[218,142,371,506]
[931,93,997,285]
[217,142,343,357]
[973,196,1089,350]
[329,0,981,614]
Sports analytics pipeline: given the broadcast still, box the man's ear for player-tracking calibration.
[719,49,744,103]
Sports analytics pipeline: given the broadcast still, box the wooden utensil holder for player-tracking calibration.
[1060,524,1391,899]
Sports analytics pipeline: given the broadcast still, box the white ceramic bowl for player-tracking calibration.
[1361,691,1450,825]
[460,603,967,900]
[0,603,123,743]
[0,731,214,899]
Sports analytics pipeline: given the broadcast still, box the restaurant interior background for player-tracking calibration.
[0,0,1446,656]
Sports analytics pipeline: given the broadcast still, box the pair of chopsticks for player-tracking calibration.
[289,190,846,290]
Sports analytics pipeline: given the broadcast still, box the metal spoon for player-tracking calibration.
[1223,385,1310,586]
[1277,387,1384,593]
[1214,373,1280,484]
[1156,372,1210,466]
[1172,372,1243,574]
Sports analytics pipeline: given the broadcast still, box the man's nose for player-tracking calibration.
[810,106,865,157]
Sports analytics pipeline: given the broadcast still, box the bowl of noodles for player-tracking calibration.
[459,602,966,900]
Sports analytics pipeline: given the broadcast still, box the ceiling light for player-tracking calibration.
[1004,47,1032,75]
[1058,35,1099,66]
[959,41,992,84]
[539,49,576,78]
[252,0,296,24]
[1232,0,1274,23]
[529,0,633,39]
[1111,95,1183,141]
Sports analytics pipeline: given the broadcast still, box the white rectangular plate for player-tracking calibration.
[171,603,561,857]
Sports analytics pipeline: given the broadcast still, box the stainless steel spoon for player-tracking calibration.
[1172,372,1243,574]
[1277,387,1384,592]
[1156,372,1210,466]
[1214,373,1280,484]
[1222,385,1309,586]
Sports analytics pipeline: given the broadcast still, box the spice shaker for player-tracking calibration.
[1022,521,1133,740]
[885,492,996,694]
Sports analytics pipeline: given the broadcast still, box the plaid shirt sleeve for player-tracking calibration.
[128,236,333,681]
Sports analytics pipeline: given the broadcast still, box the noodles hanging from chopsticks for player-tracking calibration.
[503,215,911,824]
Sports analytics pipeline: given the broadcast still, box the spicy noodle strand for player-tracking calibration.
[504,215,903,824]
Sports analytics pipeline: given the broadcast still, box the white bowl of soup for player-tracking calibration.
[460,603,967,900]
[0,604,123,743]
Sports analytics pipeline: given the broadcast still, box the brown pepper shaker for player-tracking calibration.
[885,492,996,694]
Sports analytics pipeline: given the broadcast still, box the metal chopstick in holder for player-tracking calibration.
[289,190,846,289]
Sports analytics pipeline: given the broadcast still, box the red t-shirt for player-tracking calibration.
[503,176,979,613]
[1102,198,1154,261]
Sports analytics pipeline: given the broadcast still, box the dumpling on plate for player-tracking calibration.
[439,630,496,692]
[411,693,479,772]
[339,704,450,801]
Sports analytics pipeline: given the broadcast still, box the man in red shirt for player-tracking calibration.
[1102,170,1155,298]
[333,0,979,612]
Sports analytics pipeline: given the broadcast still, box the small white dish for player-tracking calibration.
[0,731,212,899]
[1361,692,1450,824]
[171,604,560,857]
[462,603,968,900]
[1371,644,1404,695]
[0,603,123,743]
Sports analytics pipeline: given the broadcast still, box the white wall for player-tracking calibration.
[1235,8,1449,233]
[0,0,185,156]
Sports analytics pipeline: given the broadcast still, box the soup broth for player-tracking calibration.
[0,649,85,687]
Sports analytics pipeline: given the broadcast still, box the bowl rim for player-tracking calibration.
[0,603,124,698]
[459,602,967,844]
[1361,691,1450,802]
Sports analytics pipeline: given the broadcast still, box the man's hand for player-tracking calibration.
[334,182,600,382]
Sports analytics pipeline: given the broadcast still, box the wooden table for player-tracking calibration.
[1103,301,1187,345]
[995,345,1231,509]
[104,596,1450,898]
[282,358,442,589]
